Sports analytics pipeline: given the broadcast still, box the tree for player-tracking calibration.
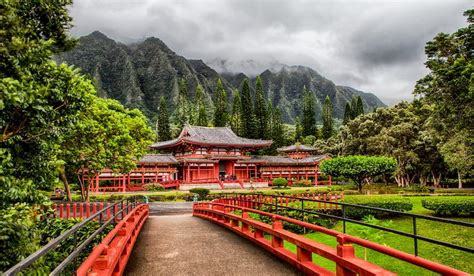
[157,96,172,141]
[343,103,352,124]
[174,78,191,130]
[350,97,357,119]
[240,79,256,138]
[254,76,269,139]
[213,78,228,127]
[439,132,473,188]
[194,84,208,126]
[230,89,243,135]
[302,87,317,136]
[60,98,155,201]
[320,156,397,192]
[322,96,334,139]
[356,96,364,116]
[0,0,92,268]
[294,117,303,142]
[271,108,285,150]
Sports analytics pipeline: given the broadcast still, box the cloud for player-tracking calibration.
[69,0,472,105]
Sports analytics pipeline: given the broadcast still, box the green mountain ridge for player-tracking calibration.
[56,31,385,123]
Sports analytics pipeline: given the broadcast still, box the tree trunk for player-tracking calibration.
[432,171,441,188]
[59,171,72,202]
[458,171,463,189]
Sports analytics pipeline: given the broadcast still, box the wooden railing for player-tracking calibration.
[193,200,469,275]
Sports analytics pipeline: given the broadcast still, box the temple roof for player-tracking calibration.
[277,144,318,153]
[138,154,178,164]
[150,124,272,149]
[237,155,328,165]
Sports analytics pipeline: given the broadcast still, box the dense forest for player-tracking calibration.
[0,0,472,272]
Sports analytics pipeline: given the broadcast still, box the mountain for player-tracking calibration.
[56,31,385,123]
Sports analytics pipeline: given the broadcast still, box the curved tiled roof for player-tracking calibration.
[277,144,318,153]
[238,155,329,165]
[138,154,178,164]
[150,124,272,149]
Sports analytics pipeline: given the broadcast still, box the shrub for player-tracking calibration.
[272,178,288,188]
[143,183,165,192]
[189,188,210,200]
[292,179,312,187]
[343,196,413,219]
[422,197,474,216]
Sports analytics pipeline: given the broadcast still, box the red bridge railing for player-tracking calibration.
[76,203,148,275]
[193,198,469,275]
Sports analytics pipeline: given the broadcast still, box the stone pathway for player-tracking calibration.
[125,214,299,275]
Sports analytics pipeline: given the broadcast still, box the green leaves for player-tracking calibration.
[422,197,474,216]
[320,155,397,191]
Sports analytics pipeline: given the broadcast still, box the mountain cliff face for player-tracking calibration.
[57,31,385,123]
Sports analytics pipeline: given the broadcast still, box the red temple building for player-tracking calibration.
[87,125,331,192]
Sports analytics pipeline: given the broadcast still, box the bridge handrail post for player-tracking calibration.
[336,235,356,276]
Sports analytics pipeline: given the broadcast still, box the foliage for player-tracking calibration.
[173,78,191,130]
[156,96,172,141]
[343,196,413,219]
[320,156,397,192]
[194,84,208,126]
[272,177,288,188]
[143,183,165,192]
[294,117,303,142]
[230,89,243,135]
[355,96,364,117]
[240,79,256,138]
[189,188,210,200]
[254,76,269,139]
[302,87,317,137]
[439,132,473,188]
[350,215,393,260]
[322,96,334,139]
[59,98,155,201]
[213,78,228,127]
[343,103,351,125]
[270,108,285,150]
[422,197,474,216]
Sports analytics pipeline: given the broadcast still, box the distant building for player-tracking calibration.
[86,125,331,192]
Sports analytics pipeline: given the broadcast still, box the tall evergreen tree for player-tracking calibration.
[266,100,274,135]
[254,76,269,139]
[157,96,172,141]
[302,87,316,136]
[294,117,303,142]
[194,84,207,126]
[350,96,358,119]
[240,79,256,138]
[356,96,364,116]
[174,78,190,130]
[271,108,285,149]
[322,96,334,139]
[343,103,352,124]
[213,78,228,127]
[230,89,243,135]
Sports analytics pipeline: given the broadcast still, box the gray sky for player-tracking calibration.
[69,0,472,105]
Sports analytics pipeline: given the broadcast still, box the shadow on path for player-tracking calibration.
[125,214,299,275]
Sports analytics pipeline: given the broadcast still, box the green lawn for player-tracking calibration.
[264,195,474,274]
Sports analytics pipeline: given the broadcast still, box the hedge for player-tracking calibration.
[422,197,474,216]
[143,183,165,191]
[343,196,413,219]
[189,188,210,200]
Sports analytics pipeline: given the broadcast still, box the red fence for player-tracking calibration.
[53,202,126,219]
[76,204,149,275]
[193,200,468,275]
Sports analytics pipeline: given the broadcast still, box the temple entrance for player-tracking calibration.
[218,160,235,181]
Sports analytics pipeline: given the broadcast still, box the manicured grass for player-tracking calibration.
[264,195,474,274]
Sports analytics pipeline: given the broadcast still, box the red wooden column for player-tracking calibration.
[197,163,201,179]
[329,175,332,186]
[246,165,249,180]
[315,173,319,185]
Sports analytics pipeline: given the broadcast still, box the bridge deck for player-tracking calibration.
[125,214,299,275]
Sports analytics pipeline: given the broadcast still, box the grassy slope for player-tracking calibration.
[277,195,474,274]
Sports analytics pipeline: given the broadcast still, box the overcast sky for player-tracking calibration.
[69,0,472,105]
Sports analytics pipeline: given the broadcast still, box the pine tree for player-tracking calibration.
[266,100,273,135]
[294,117,303,142]
[322,96,334,139]
[194,84,208,126]
[302,87,316,136]
[157,96,172,141]
[356,96,364,116]
[271,108,285,149]
[254,76,269,139]
[343,103,352,124]
[213,78,228,127]
[230,89,243,135]
[240,79,256,138]
[174,78,190,130]
[350,96,358,119]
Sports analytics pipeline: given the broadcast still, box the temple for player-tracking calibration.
[87,125,331,192]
